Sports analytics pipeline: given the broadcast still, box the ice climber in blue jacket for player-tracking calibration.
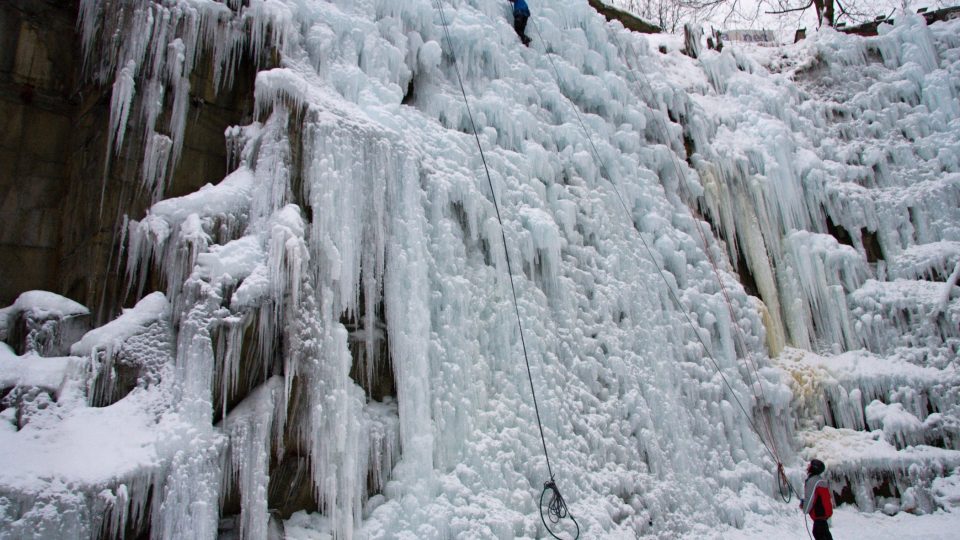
[509,0,531,45]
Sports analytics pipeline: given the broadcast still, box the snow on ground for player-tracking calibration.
[0,389,164,488]
[0,291,88,326]
[0,346,80,392]
[723,505,960,540]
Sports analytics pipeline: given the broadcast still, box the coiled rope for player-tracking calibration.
[433,2,579,538]
[541,480,580,539]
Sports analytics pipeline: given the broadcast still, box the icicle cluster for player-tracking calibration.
[78,0,296,202]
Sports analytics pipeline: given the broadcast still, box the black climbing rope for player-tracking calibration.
[529,17,797,497]
[433,2,579,538]
[615,43,805,502]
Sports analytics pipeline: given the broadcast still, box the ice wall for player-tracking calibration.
[684,15,960,514]
[2,1,960,539]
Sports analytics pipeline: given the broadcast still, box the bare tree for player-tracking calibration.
[619,0,772,30]
[724,0,953,28]
[610,0,952,31]
[763,0,875,28]
[619,0,685,32]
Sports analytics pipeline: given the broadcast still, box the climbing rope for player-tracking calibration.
[616,45,803,499]
[529,18,798,496]
[433,2,579,538]
[777,463,794,502]
[803,513,815,540]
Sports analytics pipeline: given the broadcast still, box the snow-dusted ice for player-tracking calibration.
[1,0,959,539]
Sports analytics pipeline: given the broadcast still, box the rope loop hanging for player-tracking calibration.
[777,462,794,502]
[541,480,581,540]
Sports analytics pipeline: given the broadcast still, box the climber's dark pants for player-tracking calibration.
[514,14,529,43]
[812,520,832,540]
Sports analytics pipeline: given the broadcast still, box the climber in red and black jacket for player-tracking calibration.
[801,459,834,540]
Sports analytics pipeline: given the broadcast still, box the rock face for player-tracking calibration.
[0,0,78,306]
[587,0,661,33]
[0,0,256,323]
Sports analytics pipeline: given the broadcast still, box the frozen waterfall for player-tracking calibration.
[1,0,959,539]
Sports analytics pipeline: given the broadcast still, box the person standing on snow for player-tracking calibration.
[801,459,834,540]
[509,0,531,45]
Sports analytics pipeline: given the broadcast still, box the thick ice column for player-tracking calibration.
[221,377,284,540]
[152,284,223,540]
[696,158,790,353]
[384,154,435,498]
[153,435,222,540]
[290,286,369,540]
[249,109,294,228]
[782,231,866,351]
